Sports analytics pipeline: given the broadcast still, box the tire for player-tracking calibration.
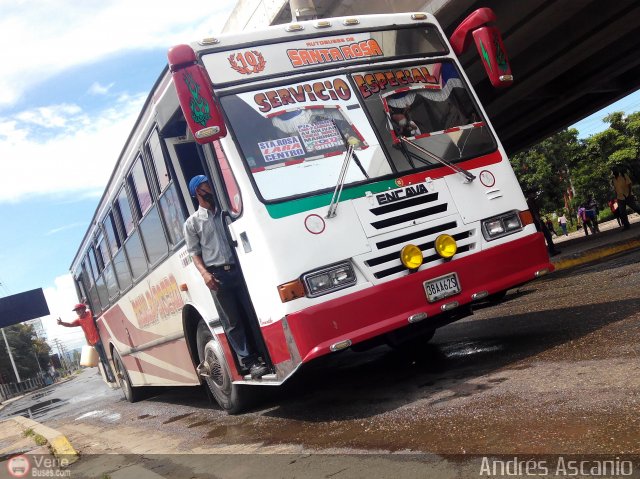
[196,321,248,414]
[112,349,145,403]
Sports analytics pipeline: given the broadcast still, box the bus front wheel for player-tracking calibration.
[112,349,144,403]
[196,321,248,414]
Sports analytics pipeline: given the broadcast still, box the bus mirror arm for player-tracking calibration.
[449,8,513,88]
[400,137,475,184]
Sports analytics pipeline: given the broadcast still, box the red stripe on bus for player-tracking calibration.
[286,232,552,364]
[284,159,304,167]
[261,320,292,365]
[397,150,502,184]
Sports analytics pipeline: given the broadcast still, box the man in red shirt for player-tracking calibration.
[58,303,115,382]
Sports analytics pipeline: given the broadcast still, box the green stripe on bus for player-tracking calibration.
[266,179,399,219]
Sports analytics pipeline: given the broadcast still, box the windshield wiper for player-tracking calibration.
[400,136,475,183]
[326,144,355,218]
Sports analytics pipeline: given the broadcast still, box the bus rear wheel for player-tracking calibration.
[196,321,248,414]
[112,349,144,403]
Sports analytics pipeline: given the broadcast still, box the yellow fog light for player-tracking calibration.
[400,244,423,270]
[435,234,457,259]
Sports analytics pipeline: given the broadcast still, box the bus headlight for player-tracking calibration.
[481,211,523,240]
[302,262,357,297]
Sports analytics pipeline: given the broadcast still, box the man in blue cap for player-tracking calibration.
[183,175,268,379]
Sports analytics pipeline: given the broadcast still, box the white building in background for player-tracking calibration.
[25,318,46,340]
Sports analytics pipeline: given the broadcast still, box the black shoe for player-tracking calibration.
[249,362,269,379]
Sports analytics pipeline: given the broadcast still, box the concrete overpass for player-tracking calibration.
[224,0,640,154]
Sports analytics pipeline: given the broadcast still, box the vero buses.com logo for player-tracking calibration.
[7,455,30,477]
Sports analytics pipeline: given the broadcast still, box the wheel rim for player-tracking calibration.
[115,355,131,397]
[203,340,231,394]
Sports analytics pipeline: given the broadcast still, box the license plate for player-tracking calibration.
[424,273,461,303]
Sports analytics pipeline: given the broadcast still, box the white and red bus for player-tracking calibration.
[70,9,553,413]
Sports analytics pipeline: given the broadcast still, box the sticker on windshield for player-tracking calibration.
[259,136,305,163]
[297,120,343,152]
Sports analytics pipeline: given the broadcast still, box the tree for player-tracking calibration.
[0,324,50,382]
[511,128,582,214]
[574,112,640,208]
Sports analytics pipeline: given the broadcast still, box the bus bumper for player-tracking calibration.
[285,232,552,364]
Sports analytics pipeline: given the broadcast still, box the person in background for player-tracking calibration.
[577,204,595,236]
[586,195,600,233]
[525,191,560,256]
[608,198,622,227]
[183,175,269,379]
[611,166,640,230]
[545,217,557,236]
[57,303,115,382]
[557,213,568,236]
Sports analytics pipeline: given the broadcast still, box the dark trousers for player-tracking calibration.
[208,266,259,369]
[618,196,640,228]
[94,340,115,382]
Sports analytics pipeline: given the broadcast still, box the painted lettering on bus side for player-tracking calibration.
[376,184,429,205]
[130,274,184,328]
[287,39,383,68]
[254,78,351,113]
[353,68,439,99]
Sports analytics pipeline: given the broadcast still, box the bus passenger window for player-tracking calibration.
[123,231,147,281]
[139,206,169,266]
[113,249,132,292]
[158,184,185,246]
[147,129,171,193]
[102,213,121,257]
[130,157,153,217]
[115,187,135,237]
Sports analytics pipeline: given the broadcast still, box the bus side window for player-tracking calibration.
[128,155,169,268]
[213,140,242,216]
[82,257,102,315]
[103,210,132,294]
[146,129,186,247]
[90,244,109,310]
[115,185,148,281]
[74,273,88,305]
[97,228,119,301]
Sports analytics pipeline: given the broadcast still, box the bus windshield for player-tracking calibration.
[221,61,496,202]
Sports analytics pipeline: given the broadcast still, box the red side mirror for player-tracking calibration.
[167,44,227,144]
[450,8,513,88]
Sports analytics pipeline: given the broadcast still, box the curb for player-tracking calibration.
[11,416,79,463]
[552,238,640,271]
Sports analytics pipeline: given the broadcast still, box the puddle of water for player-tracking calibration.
[74,409,121,423]
[30,390,53,401]
[442,341,504,358]
[8,398,66,420]
[75,410,105,421]
[102,413,121,423]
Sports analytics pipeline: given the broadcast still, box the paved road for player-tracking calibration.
[3,247,639,458]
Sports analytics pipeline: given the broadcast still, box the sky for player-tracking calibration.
[0,0,237,350]
[0,1,638,352]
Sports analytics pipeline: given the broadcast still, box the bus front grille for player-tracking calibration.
[359,219,477,281]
